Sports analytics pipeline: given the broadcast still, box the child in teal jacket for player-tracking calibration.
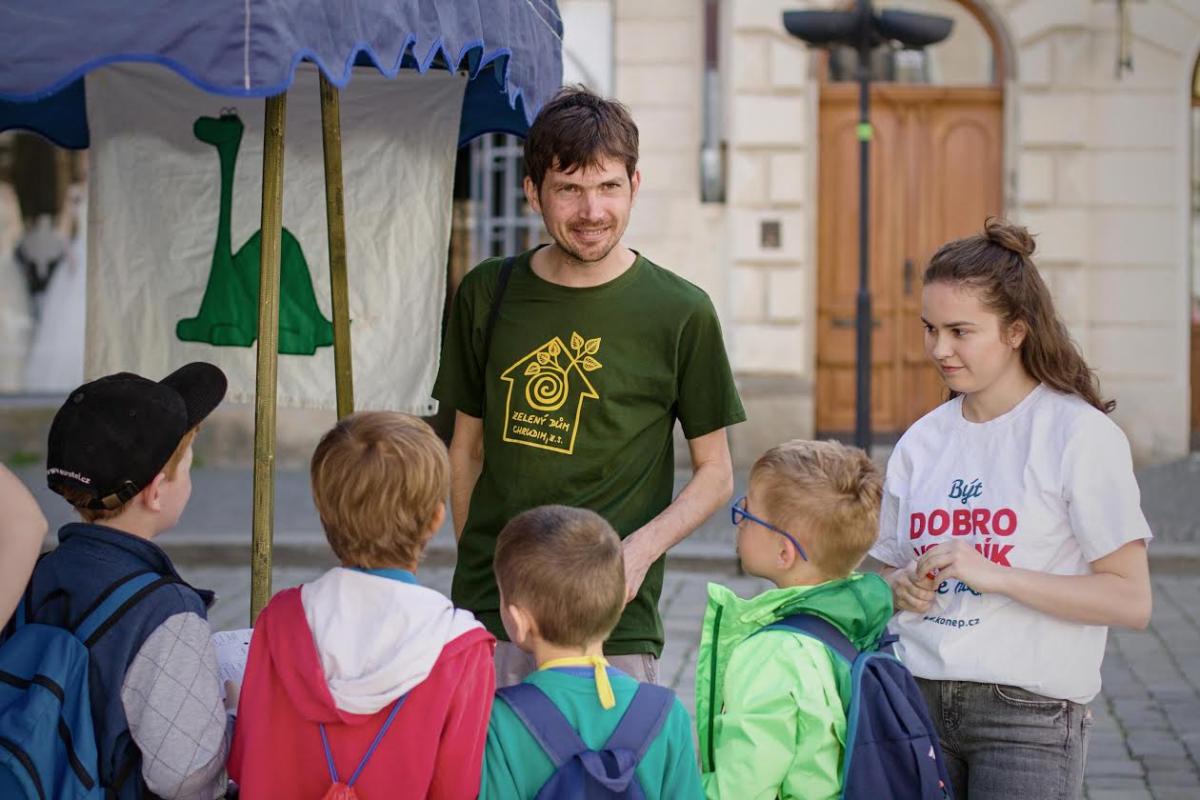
[481,505,702,799]
[696,440,894,800]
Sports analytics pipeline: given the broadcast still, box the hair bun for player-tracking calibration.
[984,217,1036,259]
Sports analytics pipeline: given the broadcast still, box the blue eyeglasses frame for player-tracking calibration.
[731,495,809,561]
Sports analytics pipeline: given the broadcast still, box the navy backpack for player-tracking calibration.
[0,571,169,799]
[496,682,675,799]
[762,613,953,800]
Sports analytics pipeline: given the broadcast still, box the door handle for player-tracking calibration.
[832,317,882,329]
[904,259,915,296]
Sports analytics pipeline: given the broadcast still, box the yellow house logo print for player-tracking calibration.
[500,331,602,454]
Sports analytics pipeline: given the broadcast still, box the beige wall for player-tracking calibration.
[1005,0,1197,463]
[612,0,726,301]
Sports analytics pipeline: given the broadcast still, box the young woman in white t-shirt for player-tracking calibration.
[871,219,1152,800]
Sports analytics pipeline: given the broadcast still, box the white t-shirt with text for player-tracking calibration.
[870,384,1152,704]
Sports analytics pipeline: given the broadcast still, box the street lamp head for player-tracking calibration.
[781,10,860,46]
[783,4,953,50]
[876,9,953,49]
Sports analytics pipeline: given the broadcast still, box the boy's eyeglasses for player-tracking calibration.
[731,496,809,561]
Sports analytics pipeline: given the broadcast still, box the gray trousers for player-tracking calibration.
[493,641,659,688]
[917,678,1092,800]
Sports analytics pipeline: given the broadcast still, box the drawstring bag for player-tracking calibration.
[319,696,406,800]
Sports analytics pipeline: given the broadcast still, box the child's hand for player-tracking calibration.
[224,680,241,714]
[889,563,937,614]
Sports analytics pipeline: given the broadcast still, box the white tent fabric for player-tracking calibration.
[85,63,465,413]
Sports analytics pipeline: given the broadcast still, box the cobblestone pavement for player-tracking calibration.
[190,561,1200,799]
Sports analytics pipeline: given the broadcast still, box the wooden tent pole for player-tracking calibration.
[319,74,354,419]
[250,92,287,624]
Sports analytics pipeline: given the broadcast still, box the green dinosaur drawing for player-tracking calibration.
[176,111,334,355]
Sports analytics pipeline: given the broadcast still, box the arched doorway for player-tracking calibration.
[815,0,1008,439]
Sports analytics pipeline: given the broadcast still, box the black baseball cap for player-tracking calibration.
[47,362,227,510]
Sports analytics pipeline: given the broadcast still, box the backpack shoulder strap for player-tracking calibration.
[11,552,53,633]
[481,256,517,375]
[497,682,589,767]
[478,255,516,419]
[73,571,174,647]
[764,613,859,664]
[602,683,675,763]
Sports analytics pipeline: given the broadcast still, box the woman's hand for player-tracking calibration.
[916,541,1004,595]
[886,563,938,614]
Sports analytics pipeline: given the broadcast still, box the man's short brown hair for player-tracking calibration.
[751,440,882,578]
[310,412,449,568]
[524,86,639,190]
[494,505,625,648]
[62,428,198,523]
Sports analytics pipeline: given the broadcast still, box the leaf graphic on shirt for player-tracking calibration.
[584,337,600,355]
[537,350,551,365]
[548,340,561,357]
[524,362,540,376]
[571,331,584,352]
[582,356,602,372]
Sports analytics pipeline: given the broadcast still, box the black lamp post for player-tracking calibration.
[783,1,952,450]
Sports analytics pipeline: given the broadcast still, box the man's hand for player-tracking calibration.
[916,541,1003,595]
[887,562,938,614]
[620,534,657,605]
[613,428,734,605]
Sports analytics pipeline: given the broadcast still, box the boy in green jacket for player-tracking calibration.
[696,440,894,800]
[481,505,702,799]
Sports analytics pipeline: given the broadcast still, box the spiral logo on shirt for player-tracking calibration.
[500,331,603,454]
[527,370,569,411]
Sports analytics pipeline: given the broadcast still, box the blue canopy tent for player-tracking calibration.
[0,0,563,619]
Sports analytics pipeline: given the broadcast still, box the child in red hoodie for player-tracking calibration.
[229,412,495,799]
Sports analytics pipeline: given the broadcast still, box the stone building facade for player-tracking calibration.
[595,0,1200,465]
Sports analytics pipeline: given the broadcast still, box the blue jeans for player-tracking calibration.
[917,678,1092,800]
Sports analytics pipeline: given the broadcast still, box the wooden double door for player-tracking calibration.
[816,84,1003,436]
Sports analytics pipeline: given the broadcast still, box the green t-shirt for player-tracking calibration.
[480,668,703,800]
[433,249,745,655]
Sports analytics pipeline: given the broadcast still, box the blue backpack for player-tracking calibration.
[496,682,674,799]
[0,571,170,800]
[762,614,953,800]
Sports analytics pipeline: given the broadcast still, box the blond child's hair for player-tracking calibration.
[310,411,449,568]
[61,429,198,523]
[751,439,882,578]
[494,505,625,648]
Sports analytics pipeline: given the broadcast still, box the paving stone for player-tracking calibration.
[1145,789,1200,800]
[1085,782,1153,799]
[1127,736,1189,761]
[1086,758,1144,778]
[1144,768,1200,789]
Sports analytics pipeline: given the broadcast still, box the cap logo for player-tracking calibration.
[48,467,92,485]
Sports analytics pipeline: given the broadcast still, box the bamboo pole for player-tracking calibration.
[250,93,287,624]
[319,74,354,419]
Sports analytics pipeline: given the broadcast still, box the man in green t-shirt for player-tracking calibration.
[433,87,745,684]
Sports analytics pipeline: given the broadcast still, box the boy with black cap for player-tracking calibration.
[9,363,231,799]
